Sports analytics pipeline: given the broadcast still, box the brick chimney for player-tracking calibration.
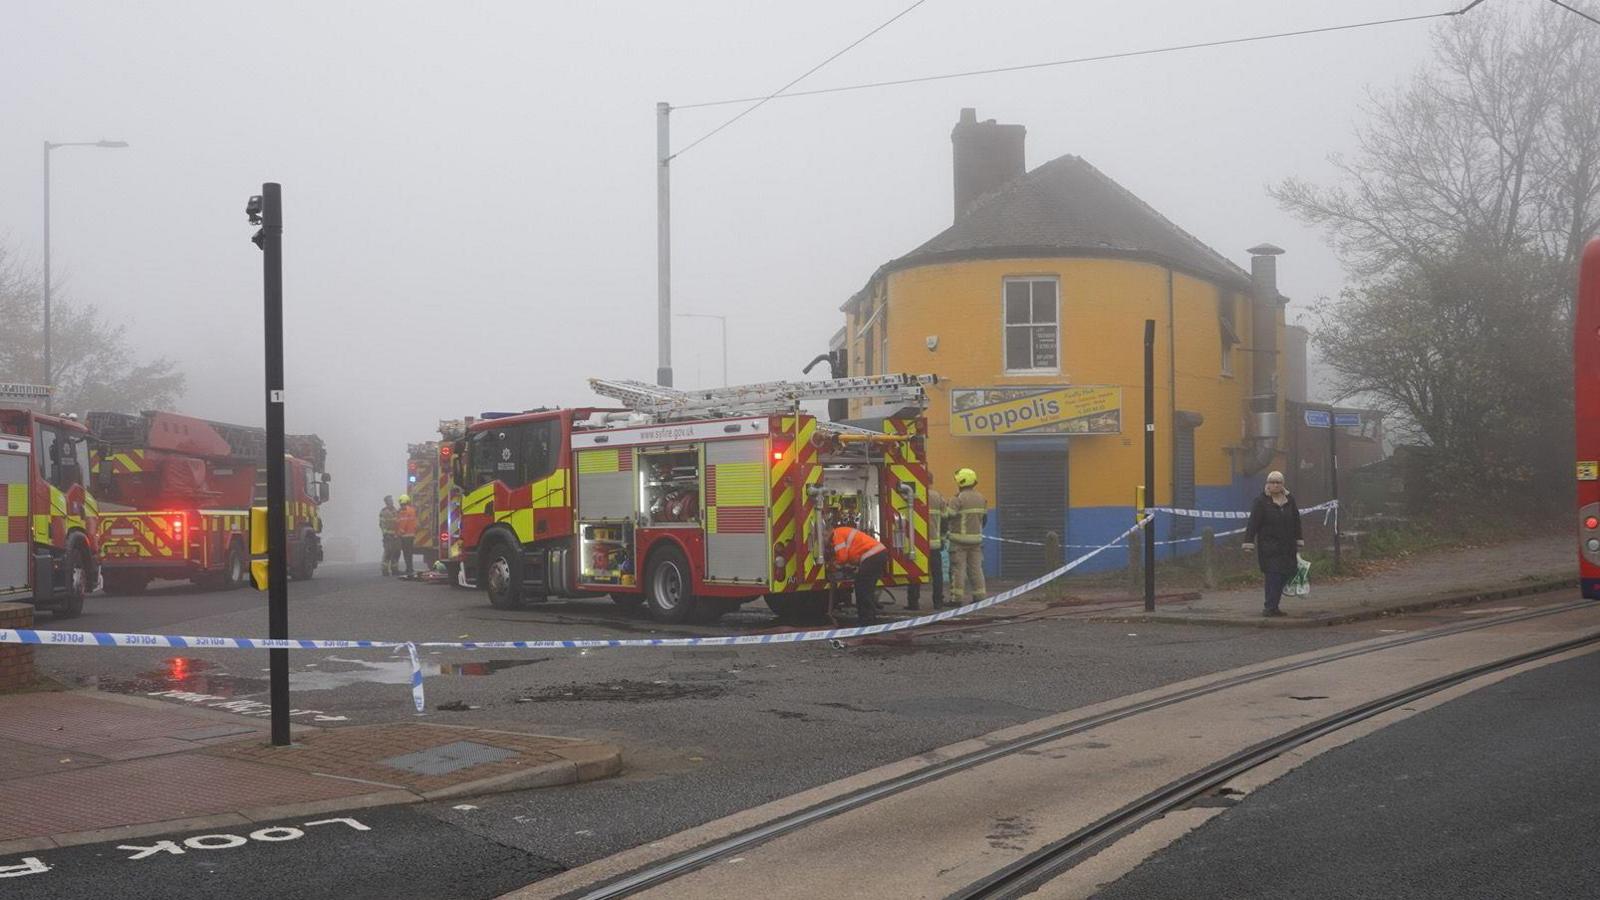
[951,108,1025,221]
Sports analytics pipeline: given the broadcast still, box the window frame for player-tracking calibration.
[1218,293,1239,378]
[1001,276,1061,375]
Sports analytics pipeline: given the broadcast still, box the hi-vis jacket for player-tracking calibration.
[830,526,886,566]
[946,487,988,546]
[395,504,419,538]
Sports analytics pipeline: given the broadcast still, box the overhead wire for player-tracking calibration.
[1547,0,1600,27]
[670,0,931,160]
[675,0,1492,113]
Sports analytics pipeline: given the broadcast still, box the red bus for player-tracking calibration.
[1577,237,1600,599]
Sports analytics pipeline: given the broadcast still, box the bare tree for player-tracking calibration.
[1276,5,1596,506]
[1275,6,1600,278]
[0,241,185,415]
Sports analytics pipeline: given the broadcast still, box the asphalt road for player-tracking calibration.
[1095,649,1600,900]
[9,567,1582,899]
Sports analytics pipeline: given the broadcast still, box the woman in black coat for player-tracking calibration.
[1241,470,1304,617]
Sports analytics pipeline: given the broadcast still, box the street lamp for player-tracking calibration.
[43,139,129,408]
[675,312,728,386]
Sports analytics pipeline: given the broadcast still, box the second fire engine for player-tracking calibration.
[456,375,936,623]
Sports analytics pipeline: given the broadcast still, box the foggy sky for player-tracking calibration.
[2,0,1444,558]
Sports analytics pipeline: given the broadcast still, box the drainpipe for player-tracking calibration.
[1241,244,1285,475]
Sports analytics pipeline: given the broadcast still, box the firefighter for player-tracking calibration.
[825,524,888,626]
[947,468,988,605]
[378,495,398,576]
[395,493,419,577]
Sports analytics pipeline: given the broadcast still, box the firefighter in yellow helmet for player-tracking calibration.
[395,493,419,577]
[947,467,988,604]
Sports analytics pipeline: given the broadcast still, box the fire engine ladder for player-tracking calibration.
[0,383,51,406]
[588,374,937,421]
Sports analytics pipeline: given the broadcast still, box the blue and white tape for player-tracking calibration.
[0,519,1149,714]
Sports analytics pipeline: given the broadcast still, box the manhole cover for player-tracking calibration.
[379,740,519,775]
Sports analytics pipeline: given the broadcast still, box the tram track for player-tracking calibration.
[952,627,1600,898]
[565,597,1595,899]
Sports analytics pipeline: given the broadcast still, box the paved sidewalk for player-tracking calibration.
[1089,534,1574,627]
[0,690,619,853]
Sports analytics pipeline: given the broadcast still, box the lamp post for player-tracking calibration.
[43,139,129,409]
[675,312,727,386]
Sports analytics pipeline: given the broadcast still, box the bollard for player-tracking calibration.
[1044,531,1062,575]
[1201,527,1216,590]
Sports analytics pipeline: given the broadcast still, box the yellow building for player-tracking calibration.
[840,109,1289,577]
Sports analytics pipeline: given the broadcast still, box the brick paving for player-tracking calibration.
[0,690,620,845]
[0,754,378,842]
[203,723,612,794]
[0,692,266,757]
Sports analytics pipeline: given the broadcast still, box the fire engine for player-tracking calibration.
[88,410,330,593]
[457,374,935,623]
[405,418,469,580]
[0,384,99,618]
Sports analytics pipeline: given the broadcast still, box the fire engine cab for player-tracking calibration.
[459,374,936,623]
[0,384,98,618]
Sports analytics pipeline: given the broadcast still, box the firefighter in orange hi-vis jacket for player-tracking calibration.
[826,525,887,626]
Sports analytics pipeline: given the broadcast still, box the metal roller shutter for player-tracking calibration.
[996,440,1068,579]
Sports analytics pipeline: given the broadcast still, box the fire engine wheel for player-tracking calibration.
[222,541,246,590]
[644,546,695,624]
[484,541,525,610]
[54,538,91,619]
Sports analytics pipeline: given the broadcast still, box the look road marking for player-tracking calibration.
[1,817,372,878]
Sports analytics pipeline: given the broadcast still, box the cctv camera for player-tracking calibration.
[245,195,263,224]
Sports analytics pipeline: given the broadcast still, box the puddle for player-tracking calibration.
[514,679,726,703]
[86,655,552,696]
[290,656,550,690]
[82,657,269,697]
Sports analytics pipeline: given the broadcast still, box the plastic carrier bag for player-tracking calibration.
[1285,555,1311,596]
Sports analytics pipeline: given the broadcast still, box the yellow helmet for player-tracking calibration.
[954,468,978,488]
[398,493,412,505]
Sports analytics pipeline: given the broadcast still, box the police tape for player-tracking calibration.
[0,517,1152,714]
[1148,499,1339,520]
[982,501,1335,550]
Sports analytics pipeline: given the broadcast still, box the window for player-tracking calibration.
[1003,277,1059,372]
[33,423,86,492]
[1218,293,1239,377]
[466,419,560,489]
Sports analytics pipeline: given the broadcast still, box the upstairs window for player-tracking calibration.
[1003,277,1059,373]
[1219,293,1239,377]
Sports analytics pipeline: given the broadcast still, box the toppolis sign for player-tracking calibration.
[950,386,1122,437]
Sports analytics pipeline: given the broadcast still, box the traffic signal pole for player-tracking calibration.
[251,183,291,747]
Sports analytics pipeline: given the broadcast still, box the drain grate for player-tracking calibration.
[378,740,519,775]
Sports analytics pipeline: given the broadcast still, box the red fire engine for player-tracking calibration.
[404,418,469,580]
[0,384,99,618]
[88,411,329,593]
[457,375,935,623]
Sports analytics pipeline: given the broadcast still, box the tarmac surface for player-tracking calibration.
[1,543,1584,899]
[1094,650,1600,899]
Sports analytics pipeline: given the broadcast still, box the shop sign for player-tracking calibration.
[950,386,1122,437]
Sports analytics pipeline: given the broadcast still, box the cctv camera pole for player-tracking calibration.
[258,183,291,747]
[1143,319,1156,612]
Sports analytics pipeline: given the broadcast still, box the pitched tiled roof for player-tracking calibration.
[885,154,1252,291]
